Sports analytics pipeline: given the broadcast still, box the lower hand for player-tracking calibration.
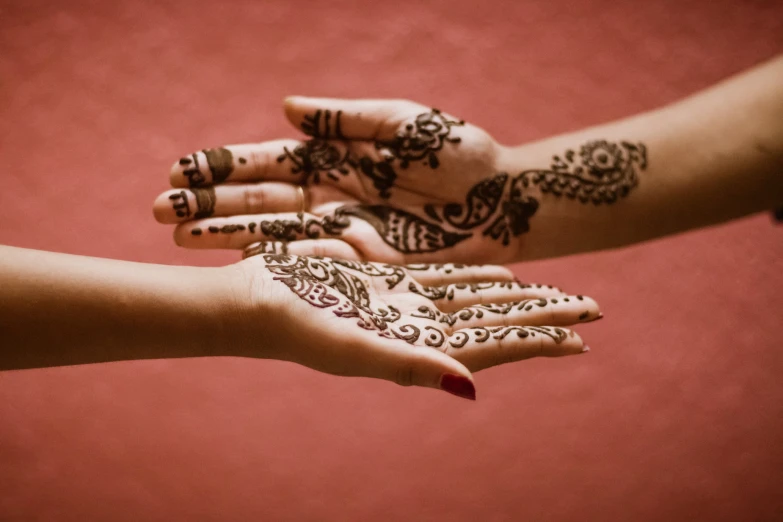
[230,245,599,400]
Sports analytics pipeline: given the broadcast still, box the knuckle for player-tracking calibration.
[310,242,325,258]
[245,185,265,212]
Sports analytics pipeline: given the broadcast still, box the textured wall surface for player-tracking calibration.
[1,0,782,520]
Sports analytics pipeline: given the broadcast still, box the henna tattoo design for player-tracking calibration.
[257,212,351,241]
[355,156,397,199]
[295,107,464,199]
[277,140,351,184]
[244,241,289,258]
[169,190,191,218]
[192,187,216,219]
[179,154,205,187]
[330,260,407,290]
[425,174,508,229]
[261,255,443,347]
[180,148,235,187]
[424,139,646,247]
[377,108,464,169]
[410,298,551,326]
[405,263,467,274]
[355,109,465,199]
[338,205,470,254]
[186,140,645,254]
[190,212,351,239]
[448,326,568,348]
[482,177,540,246]
[409,281,537,301]
[521,140,647,205]
[301,109,345,139]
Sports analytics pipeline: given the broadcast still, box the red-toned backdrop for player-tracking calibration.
[1,1,782,520]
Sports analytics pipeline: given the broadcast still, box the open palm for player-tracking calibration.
[237,243,598,398]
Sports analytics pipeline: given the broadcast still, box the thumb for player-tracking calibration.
[368,337,477,401]
[283,96,425,141]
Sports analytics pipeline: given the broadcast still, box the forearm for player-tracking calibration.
[500,55,783,260]
[0,246,247,370]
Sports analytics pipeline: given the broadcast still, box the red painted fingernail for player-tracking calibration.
[582,313,604,323]
[440,374,476,401]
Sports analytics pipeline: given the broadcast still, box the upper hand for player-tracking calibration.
[154,97,526,265]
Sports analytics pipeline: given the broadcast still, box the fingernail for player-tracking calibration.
[440,374,476,401]
[582,345,591,353]
[582,313,604,323]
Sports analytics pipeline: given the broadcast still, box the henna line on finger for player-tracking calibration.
[169,190,191,218]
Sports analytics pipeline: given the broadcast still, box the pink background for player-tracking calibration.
[1,0,782,520]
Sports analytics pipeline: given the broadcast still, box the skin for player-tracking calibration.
[154,54,783,265]
[0,245,598,400]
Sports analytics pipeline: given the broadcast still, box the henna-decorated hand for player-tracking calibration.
[154,97,646,263]
[232,244,599,400]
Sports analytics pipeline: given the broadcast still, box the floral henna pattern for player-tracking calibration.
[377,109,464,169]
[423,139,646,247]
[520,140,647,205]
[482,178,540,246]
[358,108,465,199]
[277,140,351,184]
[294,108,465,199]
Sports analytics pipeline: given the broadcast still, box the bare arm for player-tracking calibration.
[0,245,246,370]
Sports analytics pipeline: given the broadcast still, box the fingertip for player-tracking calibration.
[439,373,477,401]
[152,191,177,223]
[173,223,201,247]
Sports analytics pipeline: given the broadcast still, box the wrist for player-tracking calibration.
[218,260,288,361]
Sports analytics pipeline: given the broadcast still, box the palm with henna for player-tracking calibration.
[235,243,598,399]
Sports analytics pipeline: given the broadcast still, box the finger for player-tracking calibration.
[403,263,516,287]
[414,281,567,313]
[443,295,601,330]
[242,239,363,261]
[154,182,306,224]
[170,140,316,188]
[368,333,477,401]
[445,326,587,372]
[284,96,427,141]
[174,212,351,249]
